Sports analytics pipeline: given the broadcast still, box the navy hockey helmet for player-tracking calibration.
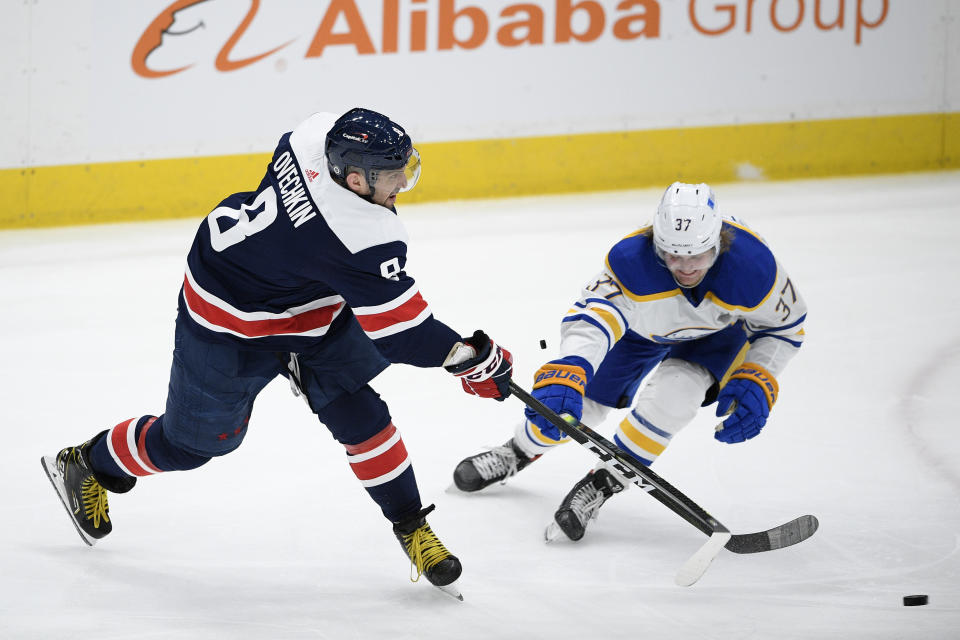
[325,107,421,193]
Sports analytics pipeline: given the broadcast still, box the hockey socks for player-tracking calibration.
[88,415,210,483]
[614,409,670,466]
[344,422,421,523]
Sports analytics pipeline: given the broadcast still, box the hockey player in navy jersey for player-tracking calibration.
[41,107,513,598]
[453,182,806,541]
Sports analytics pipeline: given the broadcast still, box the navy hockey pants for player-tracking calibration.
[585,321,750,410]
[87,316,423,522]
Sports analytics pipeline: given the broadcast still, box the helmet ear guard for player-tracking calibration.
[652,182,722,259]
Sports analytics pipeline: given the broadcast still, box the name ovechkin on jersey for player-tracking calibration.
[273,150,317,228]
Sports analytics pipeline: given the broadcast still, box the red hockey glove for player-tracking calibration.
[443,330,513,401]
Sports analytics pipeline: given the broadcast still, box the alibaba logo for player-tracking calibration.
[131,0,292,78]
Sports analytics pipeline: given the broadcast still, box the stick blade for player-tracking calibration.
[725,514,819,554]
[675,530,732,587]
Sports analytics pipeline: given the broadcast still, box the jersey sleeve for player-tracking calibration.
[320,240,460,368]
[556,267,633,376]
[740,259,807,378]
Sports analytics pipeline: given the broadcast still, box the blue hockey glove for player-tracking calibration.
[714,363,779,444]
[523,356,592,440]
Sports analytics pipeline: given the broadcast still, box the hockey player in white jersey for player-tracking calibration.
[40,108,514,599]
[453,182,806,541]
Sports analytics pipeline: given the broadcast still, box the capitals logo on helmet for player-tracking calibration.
[341,132,370,144]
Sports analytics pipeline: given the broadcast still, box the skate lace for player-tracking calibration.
[472,446,518,483]
[80,477,110,527]
[567,482,607,526]
[402,524,451,583]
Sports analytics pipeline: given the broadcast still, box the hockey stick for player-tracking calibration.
[509,381,818,584]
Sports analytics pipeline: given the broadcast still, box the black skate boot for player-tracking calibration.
[41,431,136,546]
[453,438,540,492]
[548,467,625,542]
[393,504,463,600]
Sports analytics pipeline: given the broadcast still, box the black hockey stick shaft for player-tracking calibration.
[509,381,726,538]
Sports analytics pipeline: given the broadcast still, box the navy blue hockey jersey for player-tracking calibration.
[178,112,460,367]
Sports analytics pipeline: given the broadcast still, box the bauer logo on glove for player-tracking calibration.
[532,364,587,392]
[729,364,777,407]
[524,357,592,441]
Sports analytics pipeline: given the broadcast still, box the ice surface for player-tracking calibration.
[2,172,959,639]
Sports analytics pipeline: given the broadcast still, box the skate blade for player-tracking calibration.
[434,580,464,601]
[443,482,463,494]
[544,521,564,543]
[41,455,97,547]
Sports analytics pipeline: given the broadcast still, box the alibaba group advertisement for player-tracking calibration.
[7,0,944,170]
[132,0,891,80]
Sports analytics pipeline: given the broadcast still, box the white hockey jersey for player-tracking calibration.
[558,220,806,380]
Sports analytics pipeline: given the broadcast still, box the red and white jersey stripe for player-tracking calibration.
[344,423,411,487]
[182,265,345,340]
[106,417,162,477]
[352,283,432,340]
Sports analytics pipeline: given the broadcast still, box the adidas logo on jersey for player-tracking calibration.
[305,169,319,182]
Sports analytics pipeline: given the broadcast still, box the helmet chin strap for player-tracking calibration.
[345,170,384,207]
[359,170,378,204]
[359,170,402,209]
[357,184,399,211]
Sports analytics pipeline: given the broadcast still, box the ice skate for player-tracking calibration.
[453,438,539,492]
[393,504,463,600]
[546,467,625,542]
[41,432,135,545]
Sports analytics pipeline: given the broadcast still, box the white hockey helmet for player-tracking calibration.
[652,182,722,259]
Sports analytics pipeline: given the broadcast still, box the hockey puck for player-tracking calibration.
[539,339,547,349]
[903,595,928,606]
